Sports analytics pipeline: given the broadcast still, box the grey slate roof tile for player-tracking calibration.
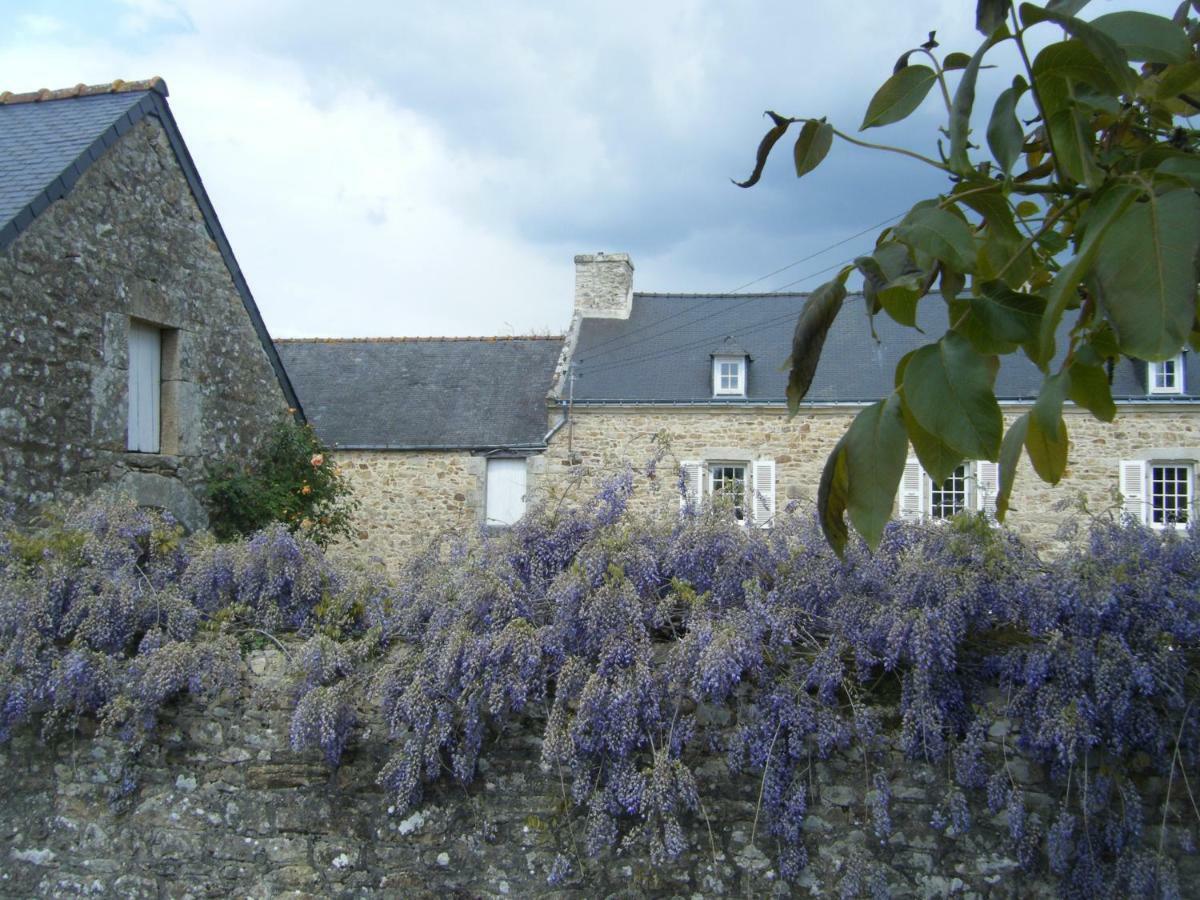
[570,293,1195,403]
[275,338,565,449]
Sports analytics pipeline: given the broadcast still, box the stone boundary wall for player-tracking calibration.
[2,650,1195,898]
[540,405,1200,547]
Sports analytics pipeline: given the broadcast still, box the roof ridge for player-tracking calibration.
[0,77,166,105]
[275,335,564,344]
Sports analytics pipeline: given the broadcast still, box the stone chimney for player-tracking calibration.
[574,252,633,319]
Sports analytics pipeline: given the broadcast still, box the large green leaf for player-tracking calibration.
[844,395,909,550]
[987,78,1027,177]
[902,331,1003,461]
[958,185,1031,286]
[1036,182,1140,365]
[977,0,1013,36]
[995,413,1030,521]
[861,65,938,130]
[878,272,928,327]
[1066,360,1116,422]
[1021,4,1137,95]
[1090,12,1192,64]
[734,111,793,188]
[893,206,978,273]
[1025,411,1069,484]
[960,282,1044,354]
[786,276,848,413]
[950,32,1006,174]
[817,437,851,556]
[793,118,833,178]
[900,393,965,485]
[1090,188,1200,361]
[1156,61,1200,101]
[1026,372,1069,484]
[1156,157,1200,192]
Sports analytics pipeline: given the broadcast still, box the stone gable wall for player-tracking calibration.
[0,116,288,528]
[1,649,1194,898]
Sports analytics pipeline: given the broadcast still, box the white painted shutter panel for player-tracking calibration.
[127,321,161,453]
[679,461,703,510]
[752,458,776,528]
[898,459,924,521]
[976,461,1000,518]
[1119,459,1147,524]
[486,458,527,525]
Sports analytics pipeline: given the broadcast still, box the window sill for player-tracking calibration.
[120,451,182,473]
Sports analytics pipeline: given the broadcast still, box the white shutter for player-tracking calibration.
[751,458,776,528]
[679,461,703,510]
[899,459,924,521]
[1119,459,1148,524]
[976,461,1000,518]
[486,458,527,525]
[127,321,161,453]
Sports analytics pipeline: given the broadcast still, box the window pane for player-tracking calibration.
[930,464,968,519]
[710,464,746,520]
[1151,464,1190,526]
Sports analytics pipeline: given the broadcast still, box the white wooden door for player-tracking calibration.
[127,321,161,453]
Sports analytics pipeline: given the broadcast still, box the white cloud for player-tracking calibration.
[1,0,1171,337]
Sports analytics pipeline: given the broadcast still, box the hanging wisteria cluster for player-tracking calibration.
[1,481,1198,896]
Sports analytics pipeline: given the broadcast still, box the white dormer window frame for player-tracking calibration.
[713,356,746,397]
[1149,354,1185,395]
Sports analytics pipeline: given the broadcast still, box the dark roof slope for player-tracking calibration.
[570,292,1196,403]
[0,79,300,413]
[275,337,565,449]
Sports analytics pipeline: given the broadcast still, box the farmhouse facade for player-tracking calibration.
[0,79,298,529]
[540,253,1200,547]
[282,252,1200,566]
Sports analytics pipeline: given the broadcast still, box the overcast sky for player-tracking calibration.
[1,1,1170,337]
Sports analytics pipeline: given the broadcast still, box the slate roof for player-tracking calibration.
[0,78,300,413]
[275,337,565,449]
[570,292,1198,404]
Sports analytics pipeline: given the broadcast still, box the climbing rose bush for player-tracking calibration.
[1,483,1197,896]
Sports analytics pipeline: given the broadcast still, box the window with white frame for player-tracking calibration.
[679,458,775,526]
[1149,355,1185,395]
[1121,458,1195,529]
[485,457,527,526]
[709,463,747,520]
[127,319,162,453]
[899,459,999,521]
[712,356,746,396]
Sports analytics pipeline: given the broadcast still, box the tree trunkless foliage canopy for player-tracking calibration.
[738,0,1200,553]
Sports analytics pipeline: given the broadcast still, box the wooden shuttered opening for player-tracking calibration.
[127,320,161,453]
[679,461,703,509]
[485,458,528,526]
[1119,459,1147,525]
[751,458,775,527]
[976,461,1000,517]
[898,459,924,521]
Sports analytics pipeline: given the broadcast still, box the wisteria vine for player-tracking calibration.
[1,479,1198,896]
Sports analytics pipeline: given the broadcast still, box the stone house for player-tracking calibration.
[0,79,300,529]
[541,253,1200,546]
[275,336,563,561]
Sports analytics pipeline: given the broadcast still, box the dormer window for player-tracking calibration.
[1149,355,1185,395]
[713,356,746,397]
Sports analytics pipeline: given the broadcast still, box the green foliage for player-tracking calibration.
[738,0,1200,553]
[205,414,358,547]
